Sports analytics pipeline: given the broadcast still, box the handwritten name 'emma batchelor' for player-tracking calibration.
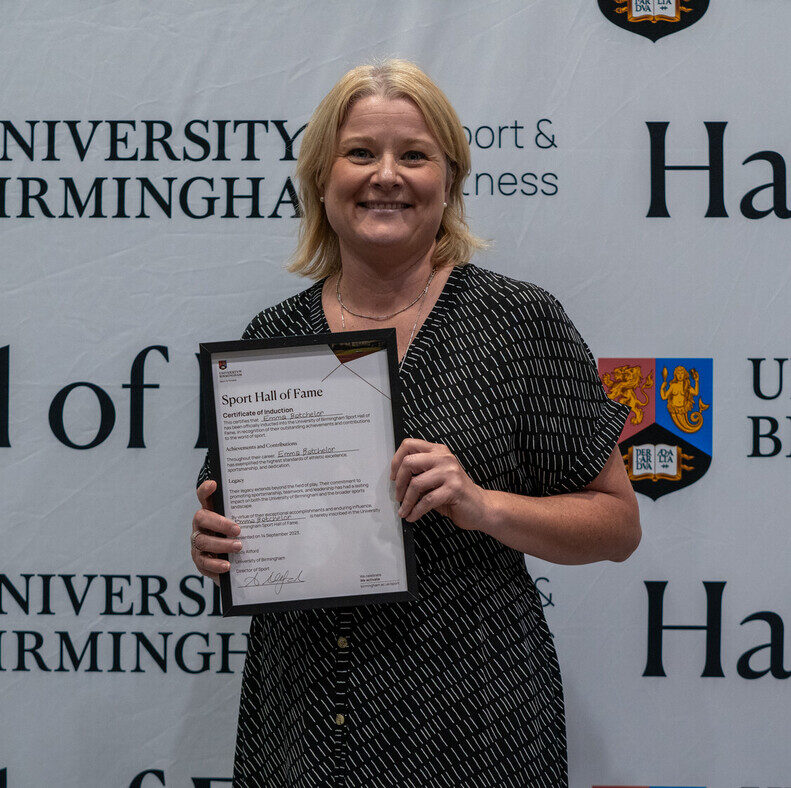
[221,388,324,409]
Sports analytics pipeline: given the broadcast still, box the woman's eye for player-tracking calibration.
[348,148,372,159]
[403,150,426,162]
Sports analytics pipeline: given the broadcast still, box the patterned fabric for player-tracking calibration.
[198,264,628,787]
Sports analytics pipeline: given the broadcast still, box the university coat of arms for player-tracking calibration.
[598,0,710,41]
[599,357,713,499]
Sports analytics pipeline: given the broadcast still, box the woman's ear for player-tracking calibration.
[444,160,454,203]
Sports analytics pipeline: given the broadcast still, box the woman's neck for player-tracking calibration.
[334,242,437,315]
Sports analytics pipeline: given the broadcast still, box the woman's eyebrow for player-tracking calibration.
[399,137,435,148]
[338,135,375,147]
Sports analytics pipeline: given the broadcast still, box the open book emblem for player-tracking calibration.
[598,0,709,41]
[598,358,713,499]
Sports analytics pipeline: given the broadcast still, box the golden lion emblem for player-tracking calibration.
[602,364,654,426]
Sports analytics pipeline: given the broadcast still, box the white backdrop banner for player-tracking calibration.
[2,2,789,786]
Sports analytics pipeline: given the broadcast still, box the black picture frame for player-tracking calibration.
[198,329,417,616]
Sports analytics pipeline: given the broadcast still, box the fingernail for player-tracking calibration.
[231,525,241,536]
[232,541,242,552]
[222,561,231,571]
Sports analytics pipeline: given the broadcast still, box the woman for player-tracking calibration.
[191,59,640,787]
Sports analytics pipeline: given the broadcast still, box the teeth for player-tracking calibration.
[362,202,408,209]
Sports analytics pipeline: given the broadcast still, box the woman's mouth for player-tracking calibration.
[358,201,410,210]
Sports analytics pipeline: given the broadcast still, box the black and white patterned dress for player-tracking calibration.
[199,263,628,787]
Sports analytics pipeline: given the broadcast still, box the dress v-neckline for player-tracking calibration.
[311,264,467,376]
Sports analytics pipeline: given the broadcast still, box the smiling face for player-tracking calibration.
[322,94,451,263]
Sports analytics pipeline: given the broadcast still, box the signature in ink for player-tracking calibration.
[242,569,306,594]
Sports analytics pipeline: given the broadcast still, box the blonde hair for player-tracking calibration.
[289,59,486,279]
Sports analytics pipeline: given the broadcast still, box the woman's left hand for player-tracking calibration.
[390,438,488,529]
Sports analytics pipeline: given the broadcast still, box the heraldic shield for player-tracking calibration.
[597,0,710,42]
[599,358,712,499]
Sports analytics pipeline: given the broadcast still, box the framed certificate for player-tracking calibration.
[199,330,418,616]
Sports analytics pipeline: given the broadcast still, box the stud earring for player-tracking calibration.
[320,196,324,203]
[443,202,447,208]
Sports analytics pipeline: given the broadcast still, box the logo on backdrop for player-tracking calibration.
[597,0,709,41]
[599,358,712,499]
[218,360,227,370]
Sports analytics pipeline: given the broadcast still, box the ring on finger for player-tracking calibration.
[191,530,199,549]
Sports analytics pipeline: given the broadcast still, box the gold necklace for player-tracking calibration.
[336,266,437,321]
[336,266,437,372]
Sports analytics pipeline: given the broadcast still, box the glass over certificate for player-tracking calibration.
[199,330,417,615]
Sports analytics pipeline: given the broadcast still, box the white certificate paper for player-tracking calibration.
[200,332,416,615]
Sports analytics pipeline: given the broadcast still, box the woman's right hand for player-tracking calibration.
[191,480,242,585]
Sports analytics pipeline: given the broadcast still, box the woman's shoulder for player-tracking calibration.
[242,280,323,340]
[460,263,566,326]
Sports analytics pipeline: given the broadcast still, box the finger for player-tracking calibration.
[201,570,220,586]
[197,551,231,576]
[191,545,228,584]
[406,486,450,523]
[193,508,241,537]
[398,468,445,519]
[390,438,435,480]
[191,532,235,555]
[193,554,220,584]
[193,531,242,555]
[197,480,217,510]
[394,452,439,501]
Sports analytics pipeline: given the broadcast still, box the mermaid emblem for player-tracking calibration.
[660,365,708,433]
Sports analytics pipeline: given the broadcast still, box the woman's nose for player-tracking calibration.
[371,154,399,187]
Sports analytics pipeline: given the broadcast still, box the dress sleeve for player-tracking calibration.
[509,288,629,496]
[196,452,213,488]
